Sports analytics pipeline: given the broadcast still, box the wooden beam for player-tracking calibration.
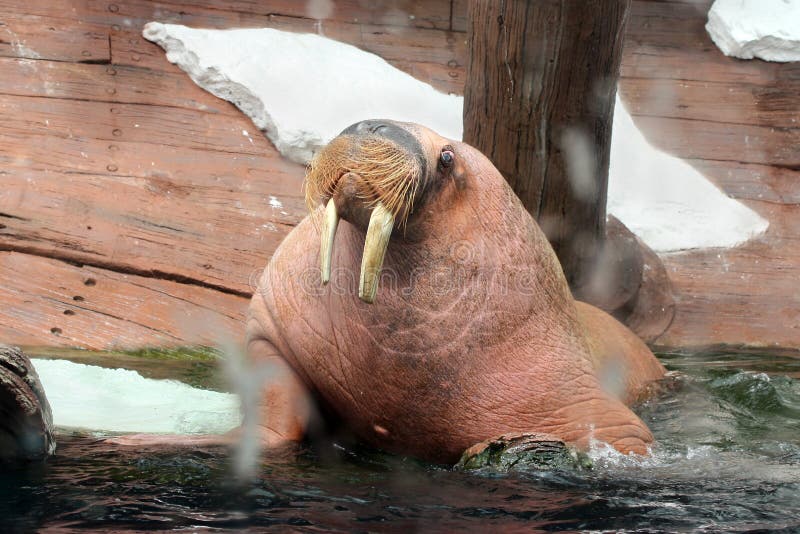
[0,57,236,114]
[0,13,110,63]
[0,94,268,156]
[620,78,800,129]
[0,0,453,30]
[0,165,305,296]
[633,115,800,168]
[0,251,246,350]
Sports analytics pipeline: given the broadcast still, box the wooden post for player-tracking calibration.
[463,0,630,298]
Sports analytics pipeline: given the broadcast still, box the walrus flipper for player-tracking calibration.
[245,338,316,447]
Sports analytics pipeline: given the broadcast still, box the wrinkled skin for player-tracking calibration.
[245,121,665,464]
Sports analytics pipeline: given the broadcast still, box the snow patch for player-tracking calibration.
[144,23,768,252]
[706,0,800,62]
[143,22,462,164]
[33,358,240,434]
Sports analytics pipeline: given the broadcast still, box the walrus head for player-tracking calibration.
[305,120,466,303]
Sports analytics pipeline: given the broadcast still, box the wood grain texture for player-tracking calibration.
[620,78,800,129]
[0,57,237,114]
[0,252,247,349]
[0,12,110,63]
[0,167,303,295]
[0,94,269,155]
[463,0,631,297]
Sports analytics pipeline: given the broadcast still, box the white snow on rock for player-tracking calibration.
[33,358,240,434]
[706,0,800,62]
[144,23,768,253]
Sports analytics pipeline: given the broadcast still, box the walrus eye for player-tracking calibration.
[439,147,455,168]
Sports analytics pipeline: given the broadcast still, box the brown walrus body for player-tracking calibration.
[246,121,665,464]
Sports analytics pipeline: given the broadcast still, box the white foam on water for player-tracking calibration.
[32,358,241,434]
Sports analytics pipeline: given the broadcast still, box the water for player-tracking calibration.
[2,350,799,532]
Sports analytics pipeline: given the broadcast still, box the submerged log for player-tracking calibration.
[457,432,591,471]
[463,0,674,339]
[0,345,55,462]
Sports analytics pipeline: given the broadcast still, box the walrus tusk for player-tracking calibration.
[359,202,394,303]
[320,198,339,285]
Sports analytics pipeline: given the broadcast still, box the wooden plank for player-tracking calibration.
[620,78,800,129]
[0,13,109,62]
[657,205,800,349]
[620,45,792,86]
[100,0,453,30]
[0,93,267,156]
[0,163,306,296]
[0,57,236,115]
[110,28,182,71]
[359,22,466,65]
[451,0,468,32]
[0,127,301,187]
[1,0,451,30]
[684,159,800,205]
[628,0,712,47]
[631,115,800,168]
[0,251,246,350]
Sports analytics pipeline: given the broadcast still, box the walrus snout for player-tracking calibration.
[308,120,427,304]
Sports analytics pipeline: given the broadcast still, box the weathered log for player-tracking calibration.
[0,345,55,462]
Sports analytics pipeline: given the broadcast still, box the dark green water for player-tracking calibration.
[2,351,799,532]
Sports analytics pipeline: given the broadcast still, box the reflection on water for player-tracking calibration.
[2,351,799,531]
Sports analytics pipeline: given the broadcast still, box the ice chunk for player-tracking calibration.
[707,0,800,62]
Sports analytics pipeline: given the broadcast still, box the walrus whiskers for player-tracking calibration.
[305,135,421,302]
[305,135,422,226]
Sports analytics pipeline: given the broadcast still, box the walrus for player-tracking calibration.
[242,120,666,464]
